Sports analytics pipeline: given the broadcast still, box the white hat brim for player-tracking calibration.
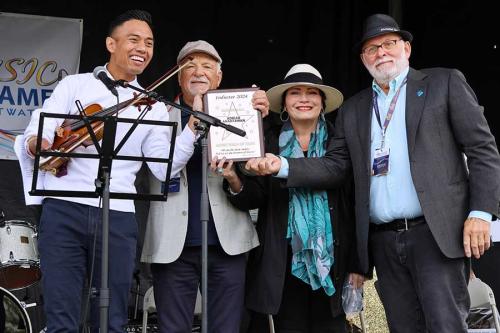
[266,82,344,114]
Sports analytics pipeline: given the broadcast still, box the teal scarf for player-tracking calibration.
[279,116,335,296]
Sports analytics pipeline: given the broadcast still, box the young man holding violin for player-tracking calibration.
[23,10,194,332]
[141,40,269,332]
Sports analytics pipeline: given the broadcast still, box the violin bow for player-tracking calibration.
[42,59,192,169]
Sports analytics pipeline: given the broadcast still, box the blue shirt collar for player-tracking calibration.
[372,66,410,96]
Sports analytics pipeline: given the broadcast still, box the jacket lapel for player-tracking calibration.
[356,90,373,174]
[405,68,428,155]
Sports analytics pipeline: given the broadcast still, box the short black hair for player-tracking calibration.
[108,9,153,36]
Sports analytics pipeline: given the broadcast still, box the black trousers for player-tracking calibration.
[39,198,137,333]
[151,246,246,333]
[247,248,346,333]
[370,222,469,333]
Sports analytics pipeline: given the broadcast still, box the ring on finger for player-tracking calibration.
[217,167,224,174]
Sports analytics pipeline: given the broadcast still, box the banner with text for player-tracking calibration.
[0,12,82,159]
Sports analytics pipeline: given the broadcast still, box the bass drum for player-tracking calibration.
[0,286,31,333]
[0,220,41,290]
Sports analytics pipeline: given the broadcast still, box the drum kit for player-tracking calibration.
[0,219,40,333]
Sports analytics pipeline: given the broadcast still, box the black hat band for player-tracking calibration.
[283,72,323,85]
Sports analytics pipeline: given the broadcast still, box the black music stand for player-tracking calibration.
[29,108,177,332]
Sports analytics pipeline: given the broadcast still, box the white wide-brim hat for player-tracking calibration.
[267,64,343,113]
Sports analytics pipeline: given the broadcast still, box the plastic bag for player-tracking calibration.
[342,279,364,317]
[467,306,496,329]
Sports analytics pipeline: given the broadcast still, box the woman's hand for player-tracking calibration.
[348,273,366,289]
[210,156,243,194]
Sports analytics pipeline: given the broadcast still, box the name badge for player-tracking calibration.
[372,148,390,176]
[162,177,180,193]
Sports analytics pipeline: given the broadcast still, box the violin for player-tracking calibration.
[39,97,155,175]
[38,58,192,175]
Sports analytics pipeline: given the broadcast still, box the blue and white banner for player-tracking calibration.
[0,12,82,160]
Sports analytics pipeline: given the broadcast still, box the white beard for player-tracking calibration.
[187,86,209,96]
[366,50,409,87]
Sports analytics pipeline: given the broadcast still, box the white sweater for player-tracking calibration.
[23,68,195,212]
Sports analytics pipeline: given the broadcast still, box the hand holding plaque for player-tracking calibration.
[204,88,265,162]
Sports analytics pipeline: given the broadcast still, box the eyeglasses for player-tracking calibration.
[362,39,402,56]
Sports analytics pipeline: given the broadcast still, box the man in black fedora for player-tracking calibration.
[245,13,500,332]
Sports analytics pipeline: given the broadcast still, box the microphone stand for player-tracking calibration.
[115,80,245,137]
[116,80,245,333]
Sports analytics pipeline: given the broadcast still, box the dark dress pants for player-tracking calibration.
[151,245,246,333]
[370,222,469,333]
[39,198,137,333]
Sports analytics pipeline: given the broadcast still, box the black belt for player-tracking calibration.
[370,216,426,232]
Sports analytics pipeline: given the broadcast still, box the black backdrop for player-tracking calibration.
[0,0,499,329]
[2,0,498,218]
[0,0,395,227]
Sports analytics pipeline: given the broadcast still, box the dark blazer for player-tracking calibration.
[226,113,361,316]
[286,67,500,273]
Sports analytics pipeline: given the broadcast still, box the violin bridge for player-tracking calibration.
[56,127,64,137]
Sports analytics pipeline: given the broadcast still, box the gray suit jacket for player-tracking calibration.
[141,105,259,264]
[287,68,500,273]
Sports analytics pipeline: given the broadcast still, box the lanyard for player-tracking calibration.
[372,78,407,149]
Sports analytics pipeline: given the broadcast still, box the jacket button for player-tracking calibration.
[182,210,188,216]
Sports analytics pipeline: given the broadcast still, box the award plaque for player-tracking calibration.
[204,88,264,162]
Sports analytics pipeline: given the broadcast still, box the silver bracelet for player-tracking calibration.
[228,184,243,196]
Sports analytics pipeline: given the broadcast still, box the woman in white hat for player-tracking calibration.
[211,64,365,332]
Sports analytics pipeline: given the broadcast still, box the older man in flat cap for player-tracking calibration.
[141,40,269,332]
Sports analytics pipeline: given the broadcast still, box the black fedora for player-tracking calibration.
[355,14,413,53]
